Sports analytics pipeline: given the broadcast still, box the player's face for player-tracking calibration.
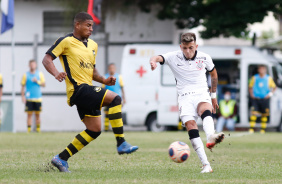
[29,62,37,71]
[108,65,116,75]
[77,20,94,39]
[258,66,266,75]
[180,42,198,59]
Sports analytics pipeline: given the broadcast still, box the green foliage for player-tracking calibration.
[0,132,281,183]
[136,0,282,38]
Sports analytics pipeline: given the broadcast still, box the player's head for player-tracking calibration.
[73,12,94,40]
[180,32,198,59]
[29,59,37,71]
[223,90,231,101]
[258,65,267,76]
[108,63,116,75]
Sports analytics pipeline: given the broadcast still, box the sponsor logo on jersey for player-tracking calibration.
[80,61,94,69]
[196,60,204,70]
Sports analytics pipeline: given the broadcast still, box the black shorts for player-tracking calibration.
[70,84,108,120]
[251,98,270,116]
[25,101,42,113]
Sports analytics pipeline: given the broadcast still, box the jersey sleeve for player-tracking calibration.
[160,51,176,65]
[46,37,68,59]
[21,73,27,86]
[119,75,124,87]
[0,74,3,88]
[205,55,215,72]
[249,76,255,88]
[268,76,276,88]
[39,72,46,84]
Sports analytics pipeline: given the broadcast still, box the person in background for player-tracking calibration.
[102,63,125,131]
[216,90,237,132]
[249,65,276,134]
[21,60,45,133]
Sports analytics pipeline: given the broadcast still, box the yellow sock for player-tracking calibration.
[109,102,125,146]
[36,124,41,133]
[177,120,183,130]
[261,116,267,133]
[249,115,257,132]
[27,125,31,133]
[104,108,110,131]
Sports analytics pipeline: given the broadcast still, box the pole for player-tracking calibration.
[104,32,109,73]
[33,34,38,62]
[11,27,16,133]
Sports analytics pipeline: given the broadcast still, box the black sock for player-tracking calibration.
[116,137,125,147]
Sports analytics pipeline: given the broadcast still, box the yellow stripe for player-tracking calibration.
[250,116,257,121]
[100,90,108,110]
[66,147,73,156]
[85,115,101,118]
[26,99,42,102]
[250,122,256,128]
[261,122,267,129]
[109,105,122,114]
[72,138,85,151]
[110,118,123,128]
[261,117,268,122]
[80,131,95,142]
[114,134,124,137]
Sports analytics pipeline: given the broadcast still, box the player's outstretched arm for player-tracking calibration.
[93,68,116,86]
[42,54,67,82]
[210,68,219,113]
[149,56,164,71]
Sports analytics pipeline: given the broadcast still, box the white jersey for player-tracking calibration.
[160,50,215,94]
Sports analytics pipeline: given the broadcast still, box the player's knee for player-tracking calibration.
[86,129,101,139]
[200,110,212,120]
[109,95,122,107]
[185,120,197,130]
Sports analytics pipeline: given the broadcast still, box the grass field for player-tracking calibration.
[0,131,281,184]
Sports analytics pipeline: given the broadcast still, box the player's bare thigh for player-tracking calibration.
[102,90,118,106]
[197,102,212,116]
[83,116,102,132]
[184,120,198,131]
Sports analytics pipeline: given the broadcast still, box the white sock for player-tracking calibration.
[203,116,215,141]
[190,137,210,165]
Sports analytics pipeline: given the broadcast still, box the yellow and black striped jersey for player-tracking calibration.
[46,33,98,106]
[0,73,3,88]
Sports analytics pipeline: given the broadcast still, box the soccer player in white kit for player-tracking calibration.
[150,32,224,173]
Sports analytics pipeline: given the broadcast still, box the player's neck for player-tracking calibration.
[30,69,36,74]
[73,32,87,42]
[259,73,265,78]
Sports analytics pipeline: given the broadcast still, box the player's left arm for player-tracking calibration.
[35,72,46,87]
[93,67,116,86]
[265,77,277,99]
[209,68,219,113]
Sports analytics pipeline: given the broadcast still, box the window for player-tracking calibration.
[272,65,282,88]
[43,11,72,44]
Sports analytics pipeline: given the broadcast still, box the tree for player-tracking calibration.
[136,0,282,39]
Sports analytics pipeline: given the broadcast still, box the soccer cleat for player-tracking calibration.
[51,155,70,172]
[201,164,213,173]
[206,132,225,150]
[117,141,139,155]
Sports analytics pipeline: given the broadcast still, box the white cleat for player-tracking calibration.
[201,164,213,173]
[206,132,225,150]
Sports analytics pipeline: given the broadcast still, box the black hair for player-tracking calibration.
[74,12,93,24]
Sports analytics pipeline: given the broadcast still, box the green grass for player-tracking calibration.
[0,131,281,184]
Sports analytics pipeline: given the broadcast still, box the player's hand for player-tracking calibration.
[55,72,67,82]
[22,96,26,104]
[32,77,37,83]
[211,98,219,114]
[122,98,126,105]
[105,76,116,86]
[150,60,157,71]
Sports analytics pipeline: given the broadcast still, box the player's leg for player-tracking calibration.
[35,102,42,133]
[102,90,138,154]
[183,117,212,173]
[249,99,259,133]
[260,99,270,134]
[104,106,110,131]
[216,116,226,133]
[27,113,32,133]
[226,118,235,131]
[52,116,102,172]
[198,102,224,150]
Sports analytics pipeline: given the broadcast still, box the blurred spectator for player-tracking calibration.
[21,60,45,133]
[216,90,237,132]
[249,65,276,134]
[102,63,125,131]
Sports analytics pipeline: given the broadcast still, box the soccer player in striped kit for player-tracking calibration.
[150,32,224,173]
[42,12,138,172]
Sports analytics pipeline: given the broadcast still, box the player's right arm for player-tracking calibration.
[248,76,255,99]
[149,56,164,71]
[93,68,116,86]
[42,54,67,82]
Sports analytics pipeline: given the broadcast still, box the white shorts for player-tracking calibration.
[178,91,212,126]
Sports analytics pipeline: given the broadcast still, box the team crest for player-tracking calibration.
[196,60,204,70]
[94,87,101,92]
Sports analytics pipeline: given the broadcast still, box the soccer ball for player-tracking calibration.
[168,141,190,163]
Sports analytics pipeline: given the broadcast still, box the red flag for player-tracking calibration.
[87,0,101,24]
